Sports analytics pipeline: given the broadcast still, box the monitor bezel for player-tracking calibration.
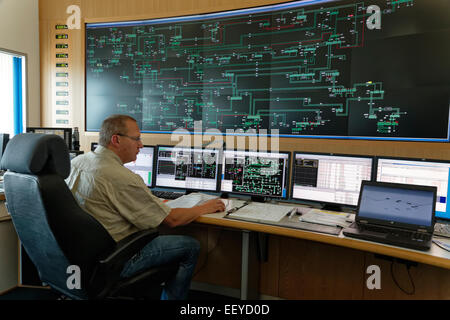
[290,151,375,209]
[220,148,291,200]
[375,155,450,222]
[90,142,98,152]
[154,144,222,192]
[124,145,156,188]
[26,127,72,150]
[356,180,437,232]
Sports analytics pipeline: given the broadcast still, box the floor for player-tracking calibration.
[0,286,238,300]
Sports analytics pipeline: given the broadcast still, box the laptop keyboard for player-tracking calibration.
[361,224,431,242]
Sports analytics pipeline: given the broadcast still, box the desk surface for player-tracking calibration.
[196,211,450,270]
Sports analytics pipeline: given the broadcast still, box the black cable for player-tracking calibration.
[390,260,415,295]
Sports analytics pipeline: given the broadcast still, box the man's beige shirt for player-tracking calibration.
[65,146,171,242]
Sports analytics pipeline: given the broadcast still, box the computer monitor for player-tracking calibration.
[220,150,290,200]
[69,150,84,161]
[125,146,156,188]
[291,152,374,211]
[91,142,98,151]
[155,145,220,192]
[0,133,10,163]
[26,127,72,150]
[376,157,450,222]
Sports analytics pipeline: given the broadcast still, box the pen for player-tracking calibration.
[226,201,249,216]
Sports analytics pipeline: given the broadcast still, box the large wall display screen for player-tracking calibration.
[86,0,450,141]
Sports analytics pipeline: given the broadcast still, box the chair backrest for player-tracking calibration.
[1,133,116,299]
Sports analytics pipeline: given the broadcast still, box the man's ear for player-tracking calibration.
[110,134,120,147]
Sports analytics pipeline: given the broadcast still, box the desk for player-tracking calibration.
[0,194,18,294]
[190,209,450,299]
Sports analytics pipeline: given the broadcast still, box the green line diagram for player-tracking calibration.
[224,156,285,196]
[86,0,450,139]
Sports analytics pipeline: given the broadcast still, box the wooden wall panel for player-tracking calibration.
[363,253,450,300]
[160,224,242,289]
[277,237,365,299]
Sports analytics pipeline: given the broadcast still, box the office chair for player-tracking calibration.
[0,133,178,299]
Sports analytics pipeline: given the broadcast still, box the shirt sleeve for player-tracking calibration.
[108,174,171,230]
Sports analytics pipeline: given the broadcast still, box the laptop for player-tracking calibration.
[343,181,436,251]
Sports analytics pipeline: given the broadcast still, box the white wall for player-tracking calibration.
[0,0,40,126]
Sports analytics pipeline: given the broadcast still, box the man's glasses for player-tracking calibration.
[116,133,142,142]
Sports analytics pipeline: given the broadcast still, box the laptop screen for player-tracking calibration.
[357,182,436,229]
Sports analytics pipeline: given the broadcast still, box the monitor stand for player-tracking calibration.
[321,203,343,212]
[251,195,265,203]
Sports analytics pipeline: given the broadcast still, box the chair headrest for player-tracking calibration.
[0,133,70,178]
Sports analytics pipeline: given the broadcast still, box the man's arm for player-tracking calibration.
[162,199,225,228]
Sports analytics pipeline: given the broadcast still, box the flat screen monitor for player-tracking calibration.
[26,127,72,150]
[291,152,374,210]
[376,157,450,222]
[124,146,155,188]
[220,150,290,200]
[0,133,10,163]
[91,142,98,151]
[155,145,220,192]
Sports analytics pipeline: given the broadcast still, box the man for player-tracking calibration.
[66,114,225,299]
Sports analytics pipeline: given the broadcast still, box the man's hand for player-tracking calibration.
[198,199,226,214]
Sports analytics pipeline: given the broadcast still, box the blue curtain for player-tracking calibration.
[13,56,23,135]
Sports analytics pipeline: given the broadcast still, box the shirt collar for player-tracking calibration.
[95,145,124,165]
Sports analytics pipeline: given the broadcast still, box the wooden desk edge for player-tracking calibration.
[196,215,450,270]
[0,215,11,222]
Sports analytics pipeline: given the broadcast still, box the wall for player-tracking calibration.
[38,0,450,160]
[0,0,40,126]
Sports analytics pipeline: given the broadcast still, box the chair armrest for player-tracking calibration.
[88,228,159,298]
[100,228,159,266]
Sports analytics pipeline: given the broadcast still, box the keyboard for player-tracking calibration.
[152,190,184,200]
[362,224,431,242]
[434,223,450,238]
[343,222,433,251]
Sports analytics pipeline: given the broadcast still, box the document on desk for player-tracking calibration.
[166,192,218,208]
[298,209,352,228]
[227,202,294,223]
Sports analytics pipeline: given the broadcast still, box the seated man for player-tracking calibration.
[65,114,225,299]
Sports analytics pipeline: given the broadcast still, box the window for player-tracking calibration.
[0,50,26,136]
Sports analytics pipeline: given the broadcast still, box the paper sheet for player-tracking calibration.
[229,202,295,222]
[298,209,352,228]
[166,192,218,208]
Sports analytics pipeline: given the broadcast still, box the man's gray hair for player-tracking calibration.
[99,114,137,146]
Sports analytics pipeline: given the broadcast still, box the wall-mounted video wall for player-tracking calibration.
[86,0,450,141]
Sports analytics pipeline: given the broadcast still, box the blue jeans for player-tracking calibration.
[120,235,200,300]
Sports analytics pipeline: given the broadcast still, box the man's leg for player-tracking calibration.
[120,235,200,299]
